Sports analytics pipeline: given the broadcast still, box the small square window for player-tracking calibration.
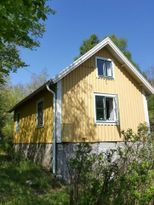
[96,57,113,78]
[36,100,44,128]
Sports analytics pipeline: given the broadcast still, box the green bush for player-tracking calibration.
[69,123,154,205]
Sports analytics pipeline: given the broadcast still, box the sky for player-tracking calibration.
[10,0,154,85]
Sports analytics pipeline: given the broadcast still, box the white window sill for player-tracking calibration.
[97,76,114,80]
[95,121,119,126]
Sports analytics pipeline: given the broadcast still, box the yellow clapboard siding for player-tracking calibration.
[13,90,53,143]
[62,47,145,142]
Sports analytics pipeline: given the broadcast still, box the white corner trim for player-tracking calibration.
[142,89,150,128]
[56,80,62,143]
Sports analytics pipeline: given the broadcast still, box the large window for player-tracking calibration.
[96,57,114,78]
[94,94,118,124]
[36,100,44,128]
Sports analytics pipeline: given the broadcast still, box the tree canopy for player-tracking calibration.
[74,34,99,60]
[0,0,54,84]
[146,67,154,127]
[109,34,140,70]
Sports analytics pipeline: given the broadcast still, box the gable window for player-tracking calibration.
[36,100,44,128]
[96,57,113,78]
[94,93,118,124]
[15,113,20,132]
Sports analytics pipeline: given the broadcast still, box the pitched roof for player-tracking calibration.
[9,37,154,112]
[52,37,154,94]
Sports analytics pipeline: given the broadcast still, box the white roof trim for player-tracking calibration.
[52,37,154,94]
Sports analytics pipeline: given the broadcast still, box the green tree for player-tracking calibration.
[109,34,140,71]
[0,0,54,84]
[146,67,154,128]
[75,34,99,60]
[0,80,25,139]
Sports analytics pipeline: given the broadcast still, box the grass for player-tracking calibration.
[0,153,69,205]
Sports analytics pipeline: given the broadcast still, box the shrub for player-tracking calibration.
[69,123,154,205]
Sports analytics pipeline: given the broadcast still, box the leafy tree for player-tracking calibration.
[0,0,54,84]
[110,34,140,71]
[146,67,154,128]
[75,34,99,60]
[0,81,25,139]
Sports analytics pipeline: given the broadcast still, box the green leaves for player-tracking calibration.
[0,0,54,84]
[75,34,99,60]
[69,124,154,205]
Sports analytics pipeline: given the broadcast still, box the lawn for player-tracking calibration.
[0,153,69,205]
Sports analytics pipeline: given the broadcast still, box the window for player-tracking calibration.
[36,100,44,127]
[15,113,20,132]
[94,94,118,124]
[96,57,113,78]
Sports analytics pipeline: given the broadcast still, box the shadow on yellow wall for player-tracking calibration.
[14,90,53,144]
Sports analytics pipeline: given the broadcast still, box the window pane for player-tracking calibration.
[37,101,43,127]
[106,61,112,77]
[95,96,105,121]
[106,97,114,120]
[97,58,112,77]
[97,59,104,76]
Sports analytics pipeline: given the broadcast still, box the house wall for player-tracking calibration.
[13,89,53,143]
[61,47,146,142]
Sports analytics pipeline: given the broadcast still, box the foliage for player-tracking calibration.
[0,81,25,139]
[148,94,154,125]
[0,0,54,84]
[110,34,141,71]
[146,67,154,129]
[74,34,99,60]
[69,123,154,205]
[0,153,69,205]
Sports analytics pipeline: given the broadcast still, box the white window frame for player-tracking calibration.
[94,93,119,125]
[95,56,115,79]
[36,99,44,128]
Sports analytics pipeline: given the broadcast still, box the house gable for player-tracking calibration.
[53,37,154,95]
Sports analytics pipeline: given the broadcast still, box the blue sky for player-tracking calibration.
[11,0,154,85]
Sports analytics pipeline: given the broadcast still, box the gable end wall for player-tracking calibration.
[61,47,146,142]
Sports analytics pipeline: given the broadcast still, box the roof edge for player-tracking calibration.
[52,37,154,95]
[9,80,53,112]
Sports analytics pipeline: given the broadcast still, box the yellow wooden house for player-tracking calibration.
[10,37,154,178]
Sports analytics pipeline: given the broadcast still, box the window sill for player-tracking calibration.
[97,76,114,80]
[95,121,119,126]
[36,125,44,129]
